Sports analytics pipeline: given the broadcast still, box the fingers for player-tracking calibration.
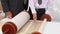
[7,14,12,19]
[33,13,37,21]
[5,11,12,19]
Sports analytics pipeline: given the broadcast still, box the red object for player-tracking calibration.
[40,14,51,21]
[31,32,41,34]
[2,22,17,34]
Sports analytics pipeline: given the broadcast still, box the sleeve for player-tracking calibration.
[29,0,36,14]
[46,0,53,10]
[1,0,9,13]
[46,0,53,18]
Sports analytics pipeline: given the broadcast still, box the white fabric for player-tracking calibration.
[29,0,52,14]
[0,10,5,20]
[46,0,60,22]
[42,22,60,34]
[29,0,36,13]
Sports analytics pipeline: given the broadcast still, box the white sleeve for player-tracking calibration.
[29,0,36,14]
[47,0,53,10]
[46,0,53,18]
[46,0,53,14]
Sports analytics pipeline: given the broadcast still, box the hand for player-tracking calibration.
[5,11,12,19]
[32,13,37,21]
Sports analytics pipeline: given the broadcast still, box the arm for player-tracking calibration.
[1,0,10,12]
[29,0,37,21]
[46,0,53,10]
[29,0,36,14]
[24,0,28,10]
[46,0,53,19]
[1,0,12,18]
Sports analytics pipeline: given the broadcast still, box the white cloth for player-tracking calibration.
[43,22,60,34]
[0,10,5,20]
[45,0,60,22]
[29,0,53,14]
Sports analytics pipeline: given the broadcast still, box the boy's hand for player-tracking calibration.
[32,13,37,21]
[6,11,12,19]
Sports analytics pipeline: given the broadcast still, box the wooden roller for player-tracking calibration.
[40,14,51,21]
[2,11,30,34]
[31,32,41,34]
[31,19,47,34]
